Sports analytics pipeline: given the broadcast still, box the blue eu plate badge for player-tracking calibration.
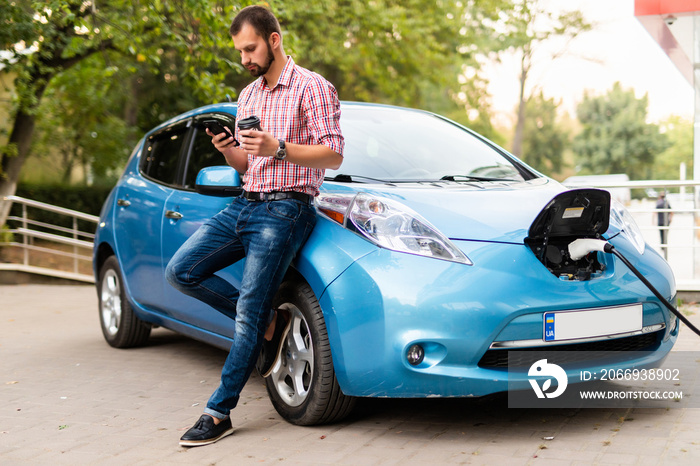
[544,313,555,341]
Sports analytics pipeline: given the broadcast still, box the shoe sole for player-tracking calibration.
[179,427,234,447]
[261,315,292,378]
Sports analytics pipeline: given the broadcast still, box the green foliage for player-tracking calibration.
[0,2,35,51]
[128,54,215,133]
[520,91,568,175]
[1,0,250,205]
[1,1,241,179]
[278,0,512,111]
[0,224,12,243]
[31,60,134,184]
[111,0,243,104]
[652,116,693,180]
[499,0,591,51]
[573,82,670,180]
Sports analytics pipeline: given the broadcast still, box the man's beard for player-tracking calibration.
[248,42,275,77]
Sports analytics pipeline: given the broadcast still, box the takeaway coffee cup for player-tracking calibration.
[237,115,262,131]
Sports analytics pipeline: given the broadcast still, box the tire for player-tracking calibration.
[265,280,356,425]
[98,255,151,348]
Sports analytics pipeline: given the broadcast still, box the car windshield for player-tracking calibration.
[327,106,533,182]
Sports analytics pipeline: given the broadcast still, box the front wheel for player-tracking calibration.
[265,280,355,425]
[98,256,151,348]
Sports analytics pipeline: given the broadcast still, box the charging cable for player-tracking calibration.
[568,238,700,337]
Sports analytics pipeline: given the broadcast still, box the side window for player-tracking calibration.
[183,127,229,189]
[183,114,236,189]
[141,124,189,185]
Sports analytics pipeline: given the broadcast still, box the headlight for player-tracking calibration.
[317,192,472,265]
[609,200,645,255]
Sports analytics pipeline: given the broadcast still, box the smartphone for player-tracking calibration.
[201,119,239,147]
[202,120,232,137]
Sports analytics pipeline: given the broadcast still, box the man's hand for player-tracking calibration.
[206,128,237,152]
[208,127,341,170]
[238,129,279,157]
[238,129,342,169]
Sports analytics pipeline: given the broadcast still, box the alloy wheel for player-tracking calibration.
[100,269,122,337]
[269,303,314,407]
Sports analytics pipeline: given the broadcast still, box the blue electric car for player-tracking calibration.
[93,102,678,425]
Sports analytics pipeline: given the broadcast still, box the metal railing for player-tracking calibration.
[0,195,99,283]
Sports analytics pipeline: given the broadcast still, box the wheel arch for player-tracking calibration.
[93,242,115,284]
[266,274,356,425]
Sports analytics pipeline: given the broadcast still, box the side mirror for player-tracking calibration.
[195,166,242,197]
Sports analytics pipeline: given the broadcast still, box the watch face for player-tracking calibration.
[275,140,286,159]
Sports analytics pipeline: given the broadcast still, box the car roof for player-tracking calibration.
[150,101,434,135]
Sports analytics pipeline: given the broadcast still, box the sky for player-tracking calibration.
[485,0,695,126]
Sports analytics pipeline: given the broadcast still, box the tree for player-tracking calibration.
[497,0,590,157]
[280,0,513,111]
[573,82,669,180]
[1,0,239,225]
[520,90,568,175]
[652,116,693,180]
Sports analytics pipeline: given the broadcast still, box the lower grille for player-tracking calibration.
[478,331,661,368]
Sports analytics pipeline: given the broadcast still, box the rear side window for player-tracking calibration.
[141,123,189,185]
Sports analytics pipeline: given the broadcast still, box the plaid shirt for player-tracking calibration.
[236,57,344,197]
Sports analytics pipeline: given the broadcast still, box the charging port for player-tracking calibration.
[525,189,611,281]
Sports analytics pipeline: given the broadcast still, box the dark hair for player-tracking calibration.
[230,5,281,42]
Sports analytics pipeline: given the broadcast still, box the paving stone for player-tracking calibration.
[3,284,700,464]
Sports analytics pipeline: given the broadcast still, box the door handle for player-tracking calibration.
[117,199,131,207]
[165,210,183,219]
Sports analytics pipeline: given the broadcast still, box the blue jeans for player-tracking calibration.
[165,196,317,419]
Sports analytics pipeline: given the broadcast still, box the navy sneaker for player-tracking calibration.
[256,309,291,377]
[179,414,233,447]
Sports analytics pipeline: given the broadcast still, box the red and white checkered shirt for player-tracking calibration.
[236,57,344,197]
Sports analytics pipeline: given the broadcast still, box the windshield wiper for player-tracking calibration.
[326,174,396,185]
[440,174,517,182]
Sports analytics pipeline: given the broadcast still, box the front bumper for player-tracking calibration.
[319,239,678,398]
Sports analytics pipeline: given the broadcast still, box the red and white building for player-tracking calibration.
[635,0,700,178]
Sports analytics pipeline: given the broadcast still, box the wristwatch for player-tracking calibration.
[274,139,287,160]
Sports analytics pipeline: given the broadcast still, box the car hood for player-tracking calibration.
[321,178,568,244]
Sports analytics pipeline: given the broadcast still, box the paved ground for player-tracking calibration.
[2,285,700,465]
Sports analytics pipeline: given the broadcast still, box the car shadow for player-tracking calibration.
[350,393,588,426]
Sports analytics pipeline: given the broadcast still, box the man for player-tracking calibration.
[655,191,673,259]
[166,5,343,447]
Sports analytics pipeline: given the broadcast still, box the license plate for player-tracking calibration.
[544,304,643,342]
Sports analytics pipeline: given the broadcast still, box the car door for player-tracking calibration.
[112,120,190,314]
[160,113,244,335]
